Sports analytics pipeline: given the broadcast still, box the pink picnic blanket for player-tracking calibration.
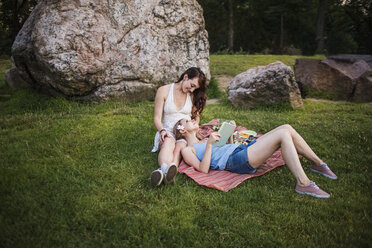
[178,119,285,192]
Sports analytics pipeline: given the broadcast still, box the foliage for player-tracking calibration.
[0,0,39,54]
[198,0,372,55]
[325,0,372,54]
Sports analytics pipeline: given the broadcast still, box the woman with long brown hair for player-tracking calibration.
[150,67,207,186]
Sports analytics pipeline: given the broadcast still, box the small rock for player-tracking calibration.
[228,61,303,109]
[4,57,30,88]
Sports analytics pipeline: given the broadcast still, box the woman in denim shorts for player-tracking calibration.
[173,118,338,199]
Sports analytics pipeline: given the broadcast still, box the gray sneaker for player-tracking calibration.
[150,169,164,186]
[295,181,330,198]
[164,163,177,184]
[309,163,337,180]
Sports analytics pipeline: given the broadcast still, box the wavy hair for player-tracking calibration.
[176,67,207,119]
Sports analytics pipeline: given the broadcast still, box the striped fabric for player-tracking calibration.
[178,119,286,192]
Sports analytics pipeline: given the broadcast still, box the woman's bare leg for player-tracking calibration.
[262,125,323,165]
[158,137,175,166]
[172,141,187,167]
[247,125,310,186]
[283,125,323,166]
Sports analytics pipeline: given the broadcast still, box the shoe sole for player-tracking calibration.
[295,189,330,198]
[150,170,164,186]
[164,164,177,184]
[310,168,337,180]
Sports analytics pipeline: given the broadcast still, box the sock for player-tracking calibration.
[160,163,169,174]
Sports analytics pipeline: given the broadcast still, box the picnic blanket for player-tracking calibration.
[177,118,285,192]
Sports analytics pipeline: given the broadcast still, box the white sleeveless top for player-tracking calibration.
[151,83,193,152]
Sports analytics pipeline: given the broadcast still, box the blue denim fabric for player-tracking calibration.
[225,139,257,174]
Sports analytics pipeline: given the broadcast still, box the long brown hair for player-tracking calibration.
[176,67,207,119]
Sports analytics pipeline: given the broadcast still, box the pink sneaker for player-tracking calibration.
[295,181,330,198]
[309,163,337,180]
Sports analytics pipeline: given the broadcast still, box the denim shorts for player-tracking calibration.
[225,139,257,174]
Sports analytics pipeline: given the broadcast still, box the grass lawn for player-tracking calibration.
[1,56,371,247]
[210,54,326,76]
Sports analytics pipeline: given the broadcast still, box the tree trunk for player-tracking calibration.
[12,0,19,42]
[280,13,284,53]
[315,0,327,54]
[228,0,234,53]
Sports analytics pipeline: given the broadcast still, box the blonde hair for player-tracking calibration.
[173,118,202,141]
[173,119,184,140]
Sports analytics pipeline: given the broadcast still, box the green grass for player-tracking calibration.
[206,77,222,99]
[210,54,325,76]
[1,58,372,247]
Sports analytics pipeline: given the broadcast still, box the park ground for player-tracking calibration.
[1,55,371,247]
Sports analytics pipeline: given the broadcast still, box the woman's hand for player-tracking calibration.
[207,132,221,146]
[160,130,170,143]
[229,120,236,126]
[229,120,236,144]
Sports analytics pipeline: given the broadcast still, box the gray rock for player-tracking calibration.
[353,69,372,102]
[228,61,303,109]
[294,56,372,102]
[5,68,31,88]
[328,54,372,67]
[4,57,30,88]
[11,0,210,101]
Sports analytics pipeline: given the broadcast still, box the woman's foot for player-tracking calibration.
[295,181,330,198]
[150,169,164,186]
[164,163,177,184]
[309,163,337,180]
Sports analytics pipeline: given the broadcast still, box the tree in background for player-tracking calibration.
[198,0,371,55]
[0,0,38,55]
[227,0,234,53]
[315,0,327,54]
[341,0,372,54]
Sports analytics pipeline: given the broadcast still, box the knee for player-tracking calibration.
[276,124,293,138]
[281,124,293,130]
[278,124,295,133]
[161,138,175,150]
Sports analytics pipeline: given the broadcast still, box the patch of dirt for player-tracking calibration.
[306,98,347,104]
[214,75,234,91]
[206,99,220,105]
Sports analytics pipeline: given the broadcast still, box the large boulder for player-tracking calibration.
[353,69,372,102]
[294,55,372,102]
[10,0,210,101]
[228,61,303,109]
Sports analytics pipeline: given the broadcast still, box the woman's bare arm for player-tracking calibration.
[181,133,220,173]
[173,141,187,166]
[182,147,210,173]
[153,86,168,131]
